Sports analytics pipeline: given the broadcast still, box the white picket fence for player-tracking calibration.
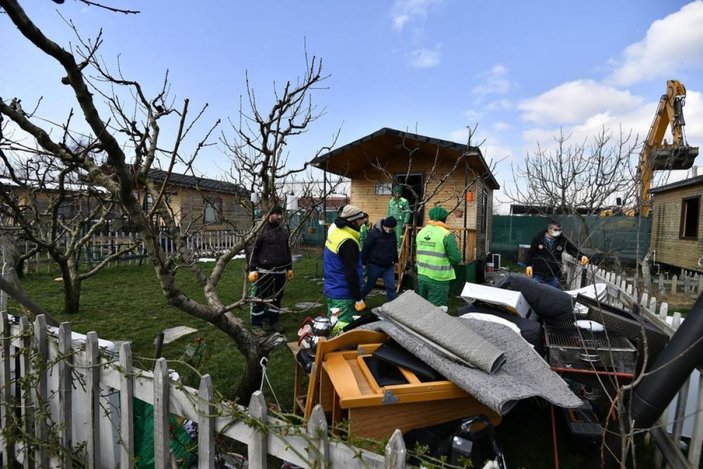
[564,259,702,468]
[0,312,407,468]
[18,229,247,274]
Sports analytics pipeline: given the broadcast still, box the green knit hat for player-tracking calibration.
[392,186,403,195]
[428,206,448,222]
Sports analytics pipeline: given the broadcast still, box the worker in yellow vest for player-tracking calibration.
[415,206,461,310]
[323,205,367,331]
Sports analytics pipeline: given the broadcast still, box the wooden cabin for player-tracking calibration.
[125,169,251,233]
[310,127,499,265]
[650,174,703,272]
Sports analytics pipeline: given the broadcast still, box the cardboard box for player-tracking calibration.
[460,282,531,318]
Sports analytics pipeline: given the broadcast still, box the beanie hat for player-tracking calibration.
[382,216,398,228]
[339,204,365,222]
[428,206,448,222]
[392,186,403,195]
[270,205,284,215]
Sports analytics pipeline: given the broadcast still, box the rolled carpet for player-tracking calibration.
[377,291,506,373]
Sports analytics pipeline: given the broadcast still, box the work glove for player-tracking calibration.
[248,271,259,283]
[354,300,366,312]
[287,270,294,280]
[525,266,533,278]
[580,256,590,266]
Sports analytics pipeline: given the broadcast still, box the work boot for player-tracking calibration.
[268,323,285,334]
[251,327,267,337]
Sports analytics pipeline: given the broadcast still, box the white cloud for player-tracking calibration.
[463,109,484,123]
[493,122,512,132]
[517,79,643,125]
[408,47,441,68]
[609,2,703,86]
[471,65,511,98]
[391,0,445,31]
[485,98,513,112]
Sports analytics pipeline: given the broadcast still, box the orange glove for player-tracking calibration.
[526,266,533,278]
[248,271,259,283]
[287,270,294,280]
[354,300,366,312]
[580,256,590,266]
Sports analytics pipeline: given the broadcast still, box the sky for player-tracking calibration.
[2,0,703,213]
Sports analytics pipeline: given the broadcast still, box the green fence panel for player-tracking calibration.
[491,215,651,266]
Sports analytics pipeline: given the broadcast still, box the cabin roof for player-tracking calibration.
[650,174,703,195]
[148,169,247,196]
[310,127,500,190]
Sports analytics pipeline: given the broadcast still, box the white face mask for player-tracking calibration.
[550,230,562,237]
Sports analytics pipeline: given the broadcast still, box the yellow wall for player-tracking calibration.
[347,160,492,258]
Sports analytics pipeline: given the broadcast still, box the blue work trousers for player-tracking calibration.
[362,263,397,301]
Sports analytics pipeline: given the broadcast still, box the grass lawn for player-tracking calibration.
[9,246,657,468]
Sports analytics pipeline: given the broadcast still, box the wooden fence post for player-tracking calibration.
[0,312,15,467]
[307,404,330,467]
[688,373,703,467]
[119,343,134,468]
[248,390,268,468]
[32,315,48,468]
[153,358,170,469]
[19,316,35,469]
[85,332,101,469]
[58,323,73,469]
[385,429,407,468]
[197,375,215,469]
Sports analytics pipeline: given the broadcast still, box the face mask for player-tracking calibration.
[550,230,562,237]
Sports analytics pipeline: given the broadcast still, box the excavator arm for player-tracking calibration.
[639,80,698,216]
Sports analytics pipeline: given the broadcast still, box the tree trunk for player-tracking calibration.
[63,278,82,314]
[57,260,82,314]
[232,336,282,404]
[235,353,264,405]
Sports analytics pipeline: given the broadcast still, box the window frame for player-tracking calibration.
[679,195,700,240]
[204,197,223,224]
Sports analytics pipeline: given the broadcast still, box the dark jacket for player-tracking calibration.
[362,219,398,267]
[249,221,292,271]
[525,230,583,279]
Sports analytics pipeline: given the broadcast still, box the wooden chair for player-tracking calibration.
[303,329,388,419]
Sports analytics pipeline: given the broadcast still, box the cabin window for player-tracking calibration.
[204,197,222,224]
[480,189,488,232]
[375,182,393,196]
[680,196,700,239]
[142,193,154,212]
[57,199,75,220]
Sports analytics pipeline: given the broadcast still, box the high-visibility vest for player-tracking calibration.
[416,224,456,281]
[323,226,362,298]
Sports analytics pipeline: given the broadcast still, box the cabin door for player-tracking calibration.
[394,173,424,227]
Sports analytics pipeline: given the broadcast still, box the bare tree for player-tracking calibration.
[507,126,640,216]
[222,51,340,220]
[0,143,141,313]
[0,0,333,400]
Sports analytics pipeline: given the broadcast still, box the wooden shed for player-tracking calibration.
[310,127,499,264]
[136,169,251,233]
[650,174,703,272]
